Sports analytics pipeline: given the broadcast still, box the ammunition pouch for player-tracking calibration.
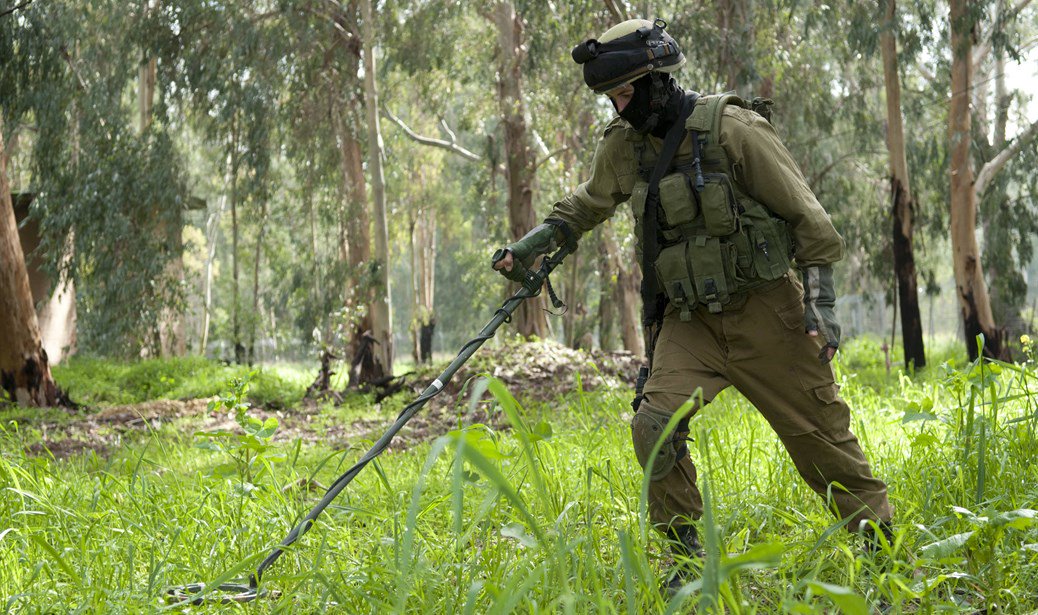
[634,174,793,319]
[630,92,795,319]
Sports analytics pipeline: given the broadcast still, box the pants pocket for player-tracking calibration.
[756,276,835,392]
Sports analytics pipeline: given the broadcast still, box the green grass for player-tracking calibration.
[2,343,1037,612]
[51,356,308,408]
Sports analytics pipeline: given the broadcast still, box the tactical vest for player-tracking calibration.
[629,94,794,319]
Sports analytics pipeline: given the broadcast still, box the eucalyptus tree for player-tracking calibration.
[0,121,60,406]
[173,0,284,364]
[948,0,1038,360]
[971,0,1038,343]
[482,1,553,338]
[0,2,64,405]
[360,0,393,376]
[526,3,648,353]
[260,0,396,384]
[880,0,927,369]
[2,0,191,359]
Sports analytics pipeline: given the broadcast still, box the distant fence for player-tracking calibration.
[836,288,963,341]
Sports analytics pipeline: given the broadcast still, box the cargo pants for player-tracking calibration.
[637,271,892,531]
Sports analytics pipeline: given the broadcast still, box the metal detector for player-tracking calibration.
[166,242,573,605]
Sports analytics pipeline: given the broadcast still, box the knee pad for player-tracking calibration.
[631,402,687,481]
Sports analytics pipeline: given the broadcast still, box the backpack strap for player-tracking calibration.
[686,92,748,145]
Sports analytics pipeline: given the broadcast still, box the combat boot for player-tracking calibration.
[861,520,894,557]
[663,524,704,596]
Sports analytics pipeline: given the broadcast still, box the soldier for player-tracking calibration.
[492,18,892,590]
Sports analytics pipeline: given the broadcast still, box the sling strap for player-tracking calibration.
[640,91,699,326]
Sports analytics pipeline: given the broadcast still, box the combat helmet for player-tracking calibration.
[571,18,685,93]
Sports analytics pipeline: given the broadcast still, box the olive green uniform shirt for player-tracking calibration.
[549,105,844,267]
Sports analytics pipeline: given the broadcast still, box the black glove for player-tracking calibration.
[491,222,560,282]
[800,264,841,364]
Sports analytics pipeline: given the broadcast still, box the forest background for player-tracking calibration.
[2,0,1038,388]
[3,1,1038,612]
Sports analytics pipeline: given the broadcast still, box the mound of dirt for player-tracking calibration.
[25,341,642,460]
[410,337,641,408]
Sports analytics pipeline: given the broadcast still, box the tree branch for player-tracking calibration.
[915,60,937,85]
[439,118,459,143]
[382,106,482,162]
[808,152,859,190]
[976,0,1035,70]
[1007,0,1034,21]
[602,0,627,22]
[0,0,32,19]
[534,146,572,171]
[975,117,1038,197]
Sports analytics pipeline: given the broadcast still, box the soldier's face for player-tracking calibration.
[606,83,635,112]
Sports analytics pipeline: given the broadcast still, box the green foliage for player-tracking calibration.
[39,128,189,355]
[194,373,285,495]
[51,356,305,407]
[4,346,1038,610]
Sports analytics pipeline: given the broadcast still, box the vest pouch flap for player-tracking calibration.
[654,242,697,321]
[699,173,739,236]
[687,236,735,313]
[741,201,794,281]
[657,172,698,228]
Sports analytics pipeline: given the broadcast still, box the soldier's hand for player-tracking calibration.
[491,248,527,283]
[493,251,514,272]
[491,222,561,283]
[807,330,838,362]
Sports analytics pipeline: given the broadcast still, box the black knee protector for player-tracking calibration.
[630,401,688,481]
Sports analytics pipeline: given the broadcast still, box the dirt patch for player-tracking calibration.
[26,438,109,459]
[24,341,638,459]
[409,339,640,409]
[94,399,212,424]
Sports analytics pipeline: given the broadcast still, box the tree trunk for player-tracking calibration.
[949,0,1005,361]
[337,108,381,385]
[361,0,393,376]
[13,193,78,364]
[247,198,268,365]
[489,1,549,338]
[601,221,644,356]
[139,38,185,357]
[880,0,926,370]
[330,2,385,387]
[410,205,436,363]
[564,249,580,347]
[230,115,245,364]
[717,0,751,92]
[138,55,157,133]
[0,124,60,407]
[200,191,223,355]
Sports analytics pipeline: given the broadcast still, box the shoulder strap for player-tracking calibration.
[687,92,747,142]
[640,91,699,326]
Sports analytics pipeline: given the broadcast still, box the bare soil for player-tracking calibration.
[26,342,640,459]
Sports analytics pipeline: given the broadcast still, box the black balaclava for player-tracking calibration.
[615,72,684,138]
